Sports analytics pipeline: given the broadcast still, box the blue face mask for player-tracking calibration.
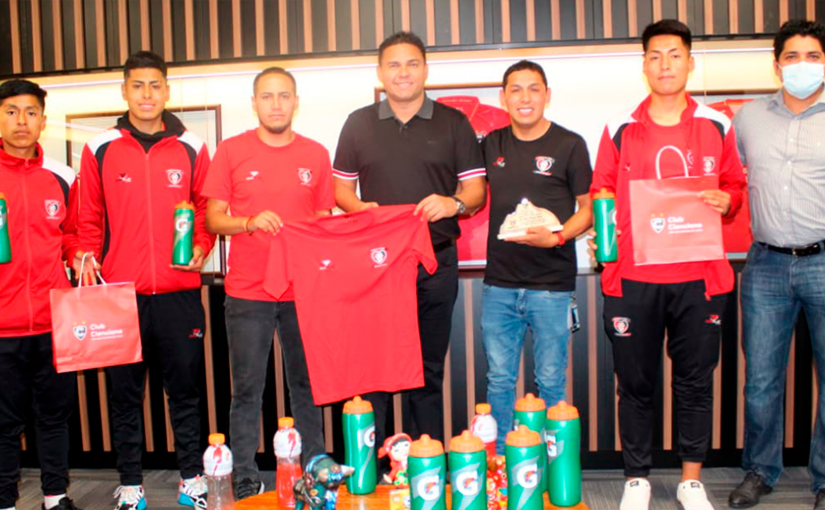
[782,61,825,99]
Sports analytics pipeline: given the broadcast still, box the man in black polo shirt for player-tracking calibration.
[333,31,485,446]
[482,60,592,453]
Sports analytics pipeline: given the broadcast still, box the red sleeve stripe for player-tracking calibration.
[332,169,359,180]
[458,167,486,181]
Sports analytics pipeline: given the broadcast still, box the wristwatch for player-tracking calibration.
[453,196,467,215]
[554,231,566,247]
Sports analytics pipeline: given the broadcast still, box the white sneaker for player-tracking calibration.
[677,480,713,510]
[113,485,146,510]
[620,478,651,510]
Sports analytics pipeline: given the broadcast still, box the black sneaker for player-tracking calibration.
[43,497,83,510]
[234,478,264,501]
[814,489,825,509]
[729,472,773,508]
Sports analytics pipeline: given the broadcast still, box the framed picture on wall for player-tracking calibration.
[65,106,226,276]
[375,83,509,269]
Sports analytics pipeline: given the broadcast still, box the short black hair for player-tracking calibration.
[253,67,297,95]
[502,60,548,89]
[378,31,426,63]
[641,19,692,52]
[773,19,825,60]
[0,79,47,110]
[123,50,167,79]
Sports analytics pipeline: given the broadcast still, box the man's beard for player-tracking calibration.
[262,121,291,135]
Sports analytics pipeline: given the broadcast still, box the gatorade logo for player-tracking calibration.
[362,425,376,448]
[454,467,480,497]
[515,463,539,489]
[175,217,191,233]
[545,429,564,463]
[416,475,441,501]
[166,169,184,188]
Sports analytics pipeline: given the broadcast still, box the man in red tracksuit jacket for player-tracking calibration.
[0,80,83,510]
[77,52,214,510]
[588,20,746,510]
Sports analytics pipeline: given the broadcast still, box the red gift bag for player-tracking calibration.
[49,257,142,373]
[629,146,724,265]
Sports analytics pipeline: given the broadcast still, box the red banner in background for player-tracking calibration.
[436,96,511,266]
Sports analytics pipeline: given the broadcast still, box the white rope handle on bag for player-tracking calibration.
[654,145,690,180]
[78,252,106,287]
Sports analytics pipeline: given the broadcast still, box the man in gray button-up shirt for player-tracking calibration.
[730,19,825,510]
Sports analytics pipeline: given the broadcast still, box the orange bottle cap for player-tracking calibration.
[279,417,294,428]
[175,201,195,210]
[475,403,491,414]
[515,393,546,412]
[505,425,541,448]
[593,187,615,200]
[208,433,226,445]
[0,192,5,200]
[449,430,485,453]
[546,401,580,421]
[410,434,444,457]
[343,396,373,414]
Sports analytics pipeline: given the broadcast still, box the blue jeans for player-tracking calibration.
[481,284,572,454]
[741,242,825,493]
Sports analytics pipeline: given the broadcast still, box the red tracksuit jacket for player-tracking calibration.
[590,94,746,298]
[78,112,214,295]
[0,142,79,337]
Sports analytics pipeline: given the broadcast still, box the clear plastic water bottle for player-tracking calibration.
[204,433,235,510]
[274,417,302,508]
[469,403,498,458]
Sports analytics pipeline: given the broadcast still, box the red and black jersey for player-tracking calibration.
[263,205,436,405]
[0,142,78,337]
[78,112,215,295]
[590,94,746,298]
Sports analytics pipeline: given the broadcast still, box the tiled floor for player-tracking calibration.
[15,466,820,510]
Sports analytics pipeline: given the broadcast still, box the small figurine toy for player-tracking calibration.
[378,432,412,487]
[293,454,354,510]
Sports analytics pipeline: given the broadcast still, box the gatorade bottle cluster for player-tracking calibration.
[274,417,302,508]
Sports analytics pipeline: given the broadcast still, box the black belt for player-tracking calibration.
[760,241,825,257]
[433,239,456,252]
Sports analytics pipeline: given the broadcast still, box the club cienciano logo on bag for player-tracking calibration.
[650,212,705,235]
[72,321,87,341]
[72,321,124,341]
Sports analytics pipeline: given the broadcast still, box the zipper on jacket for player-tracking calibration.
[144,152,158,294]
[20,167,35,331]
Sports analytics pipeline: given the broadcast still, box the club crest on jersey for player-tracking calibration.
[73,323,87,341]
[298,168,313,185]
[534,156,554,175]
[650,213,665,234]
[705,314,721,326]
[703,156,716,174]
[117,173,132,183]
[494,157,506,168]
[44,200,60,219]
[612,317,631,337]
[166,169,183,187]
[370,247,388,267]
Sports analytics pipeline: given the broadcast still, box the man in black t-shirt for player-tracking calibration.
[481,60,593,453]
[333,32,485,448]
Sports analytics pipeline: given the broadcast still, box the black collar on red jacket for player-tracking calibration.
[116,110,186,152]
